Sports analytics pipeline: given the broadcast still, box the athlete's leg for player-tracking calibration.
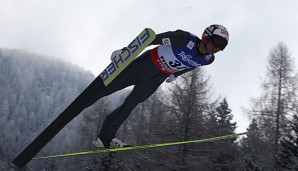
[99,74,167,147]
[78,51,157,110]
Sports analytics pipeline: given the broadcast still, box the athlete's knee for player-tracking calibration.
[125,93,151,105]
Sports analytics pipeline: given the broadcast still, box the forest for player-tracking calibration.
[0,42,297,171]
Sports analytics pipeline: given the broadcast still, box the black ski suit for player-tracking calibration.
[84,30,215,147]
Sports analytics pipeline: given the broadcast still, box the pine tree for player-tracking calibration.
[247,42,298,169]
[207,98,239,171]
[240,119,269,170]
[215,98,237,135]
[278,115,298,170]
[169,68,213,170]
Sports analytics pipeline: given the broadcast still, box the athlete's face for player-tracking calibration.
[206,41,221,55]
[205,36,228,54]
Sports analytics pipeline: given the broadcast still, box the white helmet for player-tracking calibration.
[202,24,229,50]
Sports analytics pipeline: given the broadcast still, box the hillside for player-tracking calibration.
[0,48,94,170]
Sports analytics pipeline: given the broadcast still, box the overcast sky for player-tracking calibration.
[1,0,297,132]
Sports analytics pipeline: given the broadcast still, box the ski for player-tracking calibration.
[100,28,155,86]
[12,28,156,169]
[31,124,275,160]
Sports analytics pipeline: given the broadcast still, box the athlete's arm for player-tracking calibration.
[150,30,190,48]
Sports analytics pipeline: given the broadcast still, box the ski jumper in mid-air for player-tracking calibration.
[93,24,230,148]
[12,24,229,169]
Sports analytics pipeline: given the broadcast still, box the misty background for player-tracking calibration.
[1,0,298,132]
[1,0,298,170]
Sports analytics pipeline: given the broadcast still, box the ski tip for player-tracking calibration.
[145,28,156,36]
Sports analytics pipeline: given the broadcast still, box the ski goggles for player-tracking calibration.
[210,35,228,50]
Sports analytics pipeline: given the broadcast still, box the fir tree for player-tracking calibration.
[246,42,298,169]
[207,98,239,171]
[278,115,298,170]
[240,119,269,170]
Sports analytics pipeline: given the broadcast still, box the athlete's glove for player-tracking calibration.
[166,74,177,83]
[110,49,122,61]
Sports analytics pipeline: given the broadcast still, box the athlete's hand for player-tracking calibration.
[166,74,177,83]
[110,49,122,61]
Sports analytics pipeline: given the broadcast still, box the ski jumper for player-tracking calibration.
[13,27,228,169]
[83,30,215,147]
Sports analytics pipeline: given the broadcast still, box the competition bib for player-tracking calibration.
[151,34,213,74]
